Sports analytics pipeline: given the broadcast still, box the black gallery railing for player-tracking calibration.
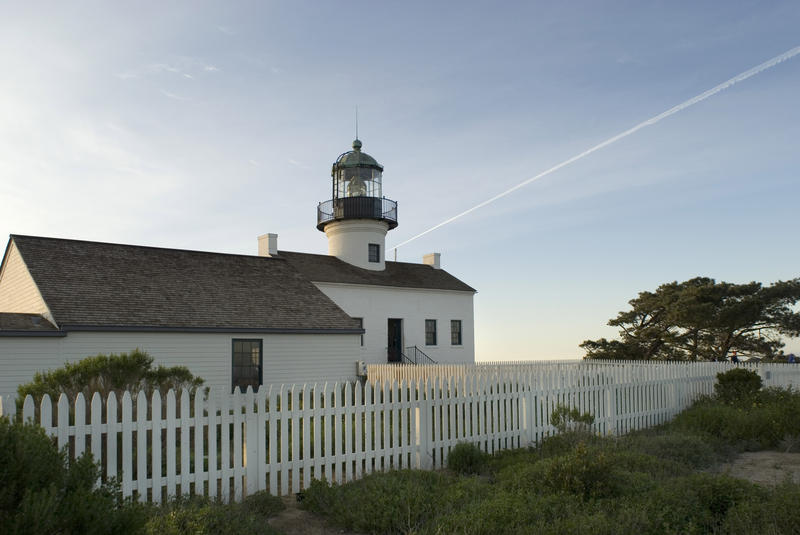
[317,197,398,230]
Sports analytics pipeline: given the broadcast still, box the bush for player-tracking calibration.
[500,442,624,500]
[721,482,800,534]
[620,430,730,469]
[302,470,453,534]
[241,490,285,518]
[447,441,489,475]
[0,417,146,535]
[638,473,762,534]
[144,494,281,535]
[670,388,800,449]
[17,349,204,407]
[550,404,595,433]
[715,368,762,404]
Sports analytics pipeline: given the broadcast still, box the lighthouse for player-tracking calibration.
[316,139,398,270]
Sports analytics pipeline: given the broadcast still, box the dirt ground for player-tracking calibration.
[267,495,363,535]
[269,451,800,535]
[715,450,800,486]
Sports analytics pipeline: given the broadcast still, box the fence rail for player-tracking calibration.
[2,361,799,504]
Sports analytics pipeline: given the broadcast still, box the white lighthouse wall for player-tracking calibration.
[0,331,361,397]
[324,220,389,270]
[313,282,475,365]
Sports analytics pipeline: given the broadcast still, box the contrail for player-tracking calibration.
[391,45,800,253]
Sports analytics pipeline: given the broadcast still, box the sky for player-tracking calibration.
[1,1,799,360]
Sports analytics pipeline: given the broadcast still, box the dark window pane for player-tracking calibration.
[425,319,437,346]
[368,243,380,263]
[451,320,462,345]
[355,317,364,346]
[232,339,262,393]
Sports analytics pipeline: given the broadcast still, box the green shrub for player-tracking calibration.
[430,490,591,535]
[614,473,761,535]
[0,417,146,535]
[241,490,284,518]
[721,482,800,534]
[620,430,729,468]
[447,441,489,475]
[500,442,624,500]
[670,388,800,449]
[17,349,204,407]
[715,368,762,404]
[302,470,452,534]
[536,428,603,458]
[550,403,595,433]
[144,494,281,535]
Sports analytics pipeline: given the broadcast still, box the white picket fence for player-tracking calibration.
[1,360,799,504]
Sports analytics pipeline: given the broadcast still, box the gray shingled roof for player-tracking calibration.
[0,312,59,334]
[279,251,476,292]
[8,235,361,333]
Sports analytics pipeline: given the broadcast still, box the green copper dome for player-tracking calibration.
[331,139,384,173]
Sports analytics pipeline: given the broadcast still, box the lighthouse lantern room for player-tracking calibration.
[317,139,398,270]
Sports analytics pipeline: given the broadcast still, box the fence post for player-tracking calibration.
[418,379,433,470]
[605,382,617,436]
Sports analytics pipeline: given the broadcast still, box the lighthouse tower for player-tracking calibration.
[316,139,398,270]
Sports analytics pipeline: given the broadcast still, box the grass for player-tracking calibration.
[301,385,800,535]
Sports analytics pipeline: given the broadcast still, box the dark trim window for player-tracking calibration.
[232,339,262,393]
[425,319,437,346]
[355,317,364,346]
[451,320,462,345]
[368,243,380,263]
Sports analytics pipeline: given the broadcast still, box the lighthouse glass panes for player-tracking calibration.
[334,167,382,199]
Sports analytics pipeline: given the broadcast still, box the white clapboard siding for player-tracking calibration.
[2,361,800,504]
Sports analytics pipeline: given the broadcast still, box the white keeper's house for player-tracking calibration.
[0,139,476,395]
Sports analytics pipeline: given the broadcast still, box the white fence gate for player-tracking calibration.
[1,361,799,503]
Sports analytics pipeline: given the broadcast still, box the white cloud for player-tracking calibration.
[288,158,309,169]
[160,89,188,101]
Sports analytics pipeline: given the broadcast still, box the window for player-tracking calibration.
[425,319,437,346]
[355,317,364,346]
[451,320,462,345]
[368,243,380,263]
[232,339,262,393]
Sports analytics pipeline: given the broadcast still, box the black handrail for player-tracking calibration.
[405,346,437,365]
[317,196,398,230]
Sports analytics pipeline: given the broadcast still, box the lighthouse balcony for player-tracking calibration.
[317,197,398,231]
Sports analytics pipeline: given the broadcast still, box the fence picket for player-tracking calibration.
[180,389,191,497]
[196,390,206,496]
[121,391,133,498]
[152,391,162,503]
[136,392,148,501]
[107,392,118,483]
[166,389,177,498]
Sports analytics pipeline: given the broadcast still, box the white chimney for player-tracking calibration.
[423,252,441,269]
[258,233,278,257]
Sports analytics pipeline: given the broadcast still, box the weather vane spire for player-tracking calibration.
[355,105,359,140]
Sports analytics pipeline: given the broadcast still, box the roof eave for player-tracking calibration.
[59,324,363,335]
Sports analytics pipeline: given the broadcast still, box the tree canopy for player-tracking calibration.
[581,277,800,361]
[17,349,204,405]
